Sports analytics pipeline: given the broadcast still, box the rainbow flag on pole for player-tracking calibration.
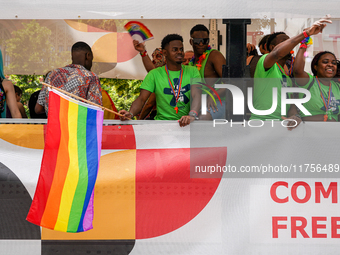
[26,89,104,233]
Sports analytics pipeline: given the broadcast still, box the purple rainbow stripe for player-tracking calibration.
[124,21,153,41]
[27,90,104,233]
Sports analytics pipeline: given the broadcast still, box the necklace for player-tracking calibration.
[276,62,289,76]
[316,76,332,121]
[190,46,212,71]
[165,65,183,114]
[288,56,295,77]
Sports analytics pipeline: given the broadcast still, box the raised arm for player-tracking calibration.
[263,17,331,69]
[133,40,155,73]
[293,47,310,86]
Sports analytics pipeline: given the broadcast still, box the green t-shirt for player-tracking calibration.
[250,54,292,120]
[140,65,200,120]
[298,74,340,120]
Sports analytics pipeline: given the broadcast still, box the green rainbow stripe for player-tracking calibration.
[124,21,153,40]
[26,89,104,233]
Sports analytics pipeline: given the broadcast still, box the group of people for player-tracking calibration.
[249,16,339,127]
[1,19,340,127]
[119,24,226,126]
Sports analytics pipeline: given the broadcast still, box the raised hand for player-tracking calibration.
[305,15,332,36]
[133,40,146,53]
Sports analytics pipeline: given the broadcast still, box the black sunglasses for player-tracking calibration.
[191,38,209,45]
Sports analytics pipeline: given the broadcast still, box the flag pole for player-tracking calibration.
[41,82,131,120]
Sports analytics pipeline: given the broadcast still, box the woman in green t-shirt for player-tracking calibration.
[293,47,339,122]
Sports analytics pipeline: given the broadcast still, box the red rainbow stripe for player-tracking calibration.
[124,21,154,41]
[27,89,104,233]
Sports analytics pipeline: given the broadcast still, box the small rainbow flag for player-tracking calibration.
[26,89,104,233]
[124,21,154,43]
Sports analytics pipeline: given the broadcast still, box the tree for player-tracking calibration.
[100,78,142,111]
[77,19,128,33]
[11,74,142,118]
[9,74,44,118]
[5,20,69,75]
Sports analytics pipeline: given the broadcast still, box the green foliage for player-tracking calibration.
[4,19,142,117]
[100,78,142,111]
[9,74,142,118]
[9,74,44,118]
[78,19,128,33]
[5,20,70,75]
[78,19,117,32]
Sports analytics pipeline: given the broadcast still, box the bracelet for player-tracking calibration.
[299,44,307,49]
[189,110,199,120]
[129,112,134,118]
[140,51,147,57]
[300,36,313,45]
[295,114,302,119]
[303,31,309,38]
[189,110,198,117]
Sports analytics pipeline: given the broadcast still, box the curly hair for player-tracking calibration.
[161,34,183,50]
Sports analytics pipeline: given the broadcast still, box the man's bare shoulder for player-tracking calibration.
[208,50,226,63]
[205,50,226,78]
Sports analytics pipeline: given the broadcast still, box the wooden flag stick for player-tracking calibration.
[41,82,131,120]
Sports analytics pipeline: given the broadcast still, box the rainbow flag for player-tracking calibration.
[124,21,154,43]
[26,89,104,233]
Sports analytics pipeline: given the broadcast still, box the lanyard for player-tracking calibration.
[165,65,183,113]
[276,62,288,76]
[316,76,332,121]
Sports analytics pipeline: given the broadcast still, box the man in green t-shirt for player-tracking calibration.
[250,17,332,129]
[119,34,201,127]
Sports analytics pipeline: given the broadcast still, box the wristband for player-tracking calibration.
[140,51,147,57]
[295,114,302,119]
[300,36,313,45]
[189,110,198,117]
[189,110,199,120]
[303,31,309,38]
[299,44,307,49]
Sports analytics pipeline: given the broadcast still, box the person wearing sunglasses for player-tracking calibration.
[120,34,201,127]
[189,24,226,120]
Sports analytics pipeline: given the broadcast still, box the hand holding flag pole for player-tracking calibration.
[41,82,131,120]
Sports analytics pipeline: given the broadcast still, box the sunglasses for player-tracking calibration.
[191,38,209,45]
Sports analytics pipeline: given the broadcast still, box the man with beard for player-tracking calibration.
[119,34,201,127]
[250,17,332,126]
